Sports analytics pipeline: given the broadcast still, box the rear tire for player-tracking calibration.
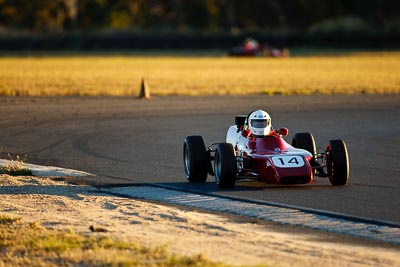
[327,140,349,186]
[292,132,317,155]
[183,136,208,183]
[214,143,237,188]
[292,132,318,173]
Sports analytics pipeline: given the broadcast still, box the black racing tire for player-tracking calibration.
[214,143,237,188]
[292,132,317,156]
[327,140,349,186]
[183,136,208,183]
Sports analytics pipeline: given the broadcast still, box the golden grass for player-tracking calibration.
[0,52,399,96]
[0,214,232,267]
[0,148,32,176]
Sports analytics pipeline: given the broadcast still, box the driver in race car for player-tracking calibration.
[241,110,288,138]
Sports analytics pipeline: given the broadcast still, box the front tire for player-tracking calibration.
[183,136,208,183]
[214,143,237,188]
[327,140,349,186]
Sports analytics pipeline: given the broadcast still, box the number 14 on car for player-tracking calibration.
[272,156,305,168]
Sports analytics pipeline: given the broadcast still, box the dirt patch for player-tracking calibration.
[0,174,399,267]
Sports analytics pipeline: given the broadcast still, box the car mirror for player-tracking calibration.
[278,128,289,137]
[241,129,251,138]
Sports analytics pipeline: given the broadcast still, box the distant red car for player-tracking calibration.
[183,115,349,188]
[228,38,289,57]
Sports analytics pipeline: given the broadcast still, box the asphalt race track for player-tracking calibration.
[1,95,399,223]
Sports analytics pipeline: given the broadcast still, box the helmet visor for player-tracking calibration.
[251,119,270,128]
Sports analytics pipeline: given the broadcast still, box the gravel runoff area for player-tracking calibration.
[0,162,399,266]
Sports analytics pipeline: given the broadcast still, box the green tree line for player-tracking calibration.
[0,0,399,34]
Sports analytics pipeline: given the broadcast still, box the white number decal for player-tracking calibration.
[272,156,304,168]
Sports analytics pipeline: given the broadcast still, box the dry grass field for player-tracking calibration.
[0,213,226,267]
[0,52,399,96]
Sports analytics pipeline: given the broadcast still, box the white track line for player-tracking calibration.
[102,185,400,245]
[0,159,94,177]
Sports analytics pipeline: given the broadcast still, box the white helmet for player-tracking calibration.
[248,110,272,137]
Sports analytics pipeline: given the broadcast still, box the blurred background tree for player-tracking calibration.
[0,0,398,33]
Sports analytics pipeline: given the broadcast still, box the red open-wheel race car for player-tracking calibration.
[183,112,349,188]
[228,38,289,58]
